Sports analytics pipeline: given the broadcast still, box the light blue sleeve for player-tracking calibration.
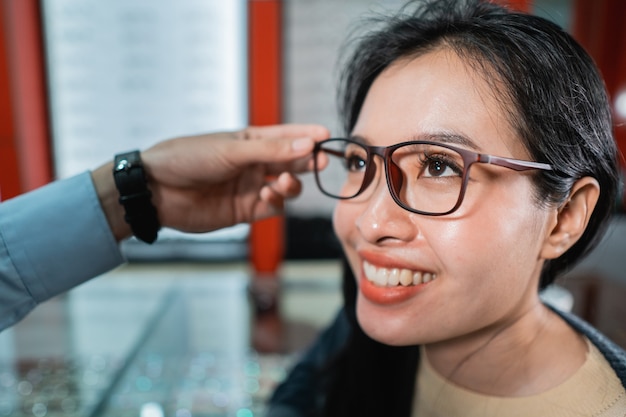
[0,172,125,331]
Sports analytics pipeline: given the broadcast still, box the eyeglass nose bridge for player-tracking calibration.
[358,146,404,203]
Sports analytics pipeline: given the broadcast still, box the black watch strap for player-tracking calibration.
[113,150,160,244]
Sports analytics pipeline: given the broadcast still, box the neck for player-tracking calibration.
[423,301,587,397]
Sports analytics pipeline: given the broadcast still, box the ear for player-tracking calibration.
[540,176,600,260]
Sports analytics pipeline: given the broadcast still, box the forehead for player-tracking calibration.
[352,48,528,158]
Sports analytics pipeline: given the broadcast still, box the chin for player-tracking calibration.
[356,303,420,347]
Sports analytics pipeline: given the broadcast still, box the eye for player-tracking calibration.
[344,152,367,172]
[420,155,462,178]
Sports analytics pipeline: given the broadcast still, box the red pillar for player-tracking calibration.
[248,0,284,276]
[572,0,626,159]
[0,0,52,198]
[0,1,20,200]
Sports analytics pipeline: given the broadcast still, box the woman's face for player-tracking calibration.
[333,49,555,346]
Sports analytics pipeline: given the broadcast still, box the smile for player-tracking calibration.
[363,260,437,287]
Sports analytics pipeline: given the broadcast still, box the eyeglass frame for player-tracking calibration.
[313,137,554,216]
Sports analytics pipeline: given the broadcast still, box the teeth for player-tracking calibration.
[399,269,413,286]
[413,271,422,285]
[363,261,436,287]
[388,269,400,286]
[374,268,387,286]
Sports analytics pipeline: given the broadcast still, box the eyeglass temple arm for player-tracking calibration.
[479,155,553,171]
[315,146,345,158]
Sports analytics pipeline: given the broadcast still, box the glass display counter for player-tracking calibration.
[0,262,343,417]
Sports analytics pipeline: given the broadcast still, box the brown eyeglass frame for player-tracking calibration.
[313,138,554,216]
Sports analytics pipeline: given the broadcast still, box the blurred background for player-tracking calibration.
[0,0,624,416]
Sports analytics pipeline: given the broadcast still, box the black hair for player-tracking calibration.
[322,1,621,415]
[337,0,619,288]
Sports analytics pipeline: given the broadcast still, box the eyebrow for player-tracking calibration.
[350,131,481,150]
[413,132,481,150]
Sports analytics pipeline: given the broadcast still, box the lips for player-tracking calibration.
[359,260,437,305]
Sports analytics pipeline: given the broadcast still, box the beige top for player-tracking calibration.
[413,339,626,417]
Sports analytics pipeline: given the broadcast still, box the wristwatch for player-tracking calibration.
[113,150,160,244]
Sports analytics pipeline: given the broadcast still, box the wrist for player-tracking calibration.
[92,162,133,242]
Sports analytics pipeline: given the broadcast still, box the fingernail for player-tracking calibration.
[291,137,313,152]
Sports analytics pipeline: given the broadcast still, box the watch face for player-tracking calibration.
[114,151,141,172]
[115,159,131,172]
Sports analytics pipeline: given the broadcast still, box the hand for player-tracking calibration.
[93,124,329,241]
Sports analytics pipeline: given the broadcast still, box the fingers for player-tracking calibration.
[241,124,330,141]
[274,171,303,198]
[227,125,332,180]
[149,124,329,177]
[231,124,329,169]
[265,172,303,199]
[258,172,303,211]
[228,135,317,167]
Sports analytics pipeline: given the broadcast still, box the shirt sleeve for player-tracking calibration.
[0,171,125,331]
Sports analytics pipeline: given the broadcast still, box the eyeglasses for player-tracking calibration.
[313,138,553,216]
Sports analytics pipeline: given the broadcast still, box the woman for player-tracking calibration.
[268,0,626,416]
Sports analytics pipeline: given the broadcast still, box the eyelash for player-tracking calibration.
[418,153,463,177]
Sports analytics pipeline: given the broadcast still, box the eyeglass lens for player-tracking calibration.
[315,139,466,214]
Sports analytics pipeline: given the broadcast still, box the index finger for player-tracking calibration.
[239,124,330,141]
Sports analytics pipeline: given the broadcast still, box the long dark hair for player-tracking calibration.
[323,0,621,415]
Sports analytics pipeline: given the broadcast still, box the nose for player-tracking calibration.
[355,164,419,244]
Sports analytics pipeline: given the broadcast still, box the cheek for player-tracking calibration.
[432,189,548,291]
[453,177,546,244]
